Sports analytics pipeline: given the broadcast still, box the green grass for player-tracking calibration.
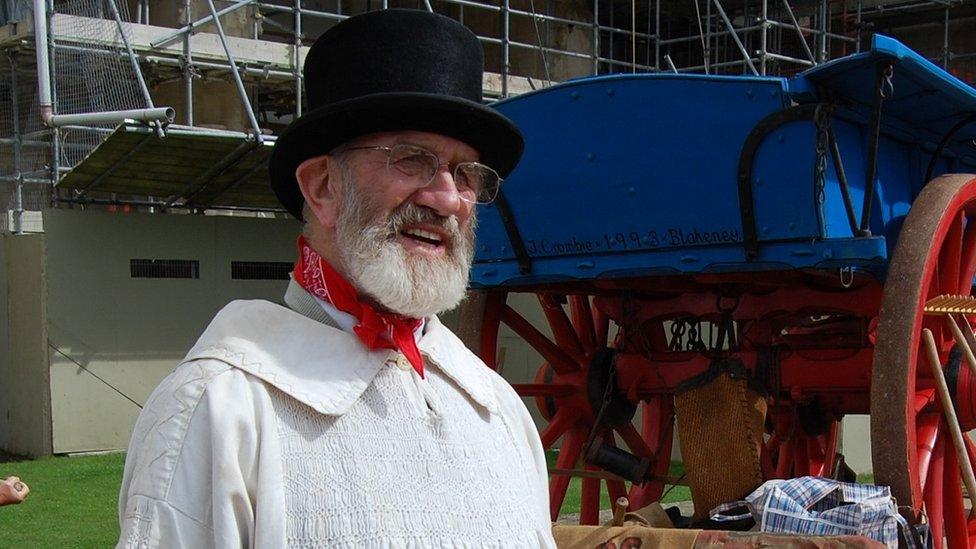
[0,452,124,548]
[0,450,875,545]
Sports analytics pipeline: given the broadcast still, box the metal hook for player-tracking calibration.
[839,266,854,288]
[881,65,895,99]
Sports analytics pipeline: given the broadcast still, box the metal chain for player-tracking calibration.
[881,64,895,99]
[685,321,705,351]
[583,352,618,455]
[814,103,835,235]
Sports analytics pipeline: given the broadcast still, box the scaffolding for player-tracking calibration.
[0,0,972,229]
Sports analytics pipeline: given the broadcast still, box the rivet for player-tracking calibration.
[571,91,580,99]
[607,88,615,96]
[587,153,596,161]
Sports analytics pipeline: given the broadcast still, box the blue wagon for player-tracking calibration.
[460,35,976,545]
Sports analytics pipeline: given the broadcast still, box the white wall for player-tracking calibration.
[44,209,299,453]
[0,233,52,457]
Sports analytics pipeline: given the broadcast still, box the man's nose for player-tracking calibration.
[414,165,463,216]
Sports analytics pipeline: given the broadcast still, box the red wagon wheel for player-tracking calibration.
[872,174,976,549]
[458,290,675,524]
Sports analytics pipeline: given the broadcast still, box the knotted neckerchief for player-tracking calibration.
[293,236,425,377]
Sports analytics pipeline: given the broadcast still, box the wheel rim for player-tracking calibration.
[460,290,675,523]
[872,174,976,549]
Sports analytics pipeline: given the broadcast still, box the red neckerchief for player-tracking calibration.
[293,235,425,377]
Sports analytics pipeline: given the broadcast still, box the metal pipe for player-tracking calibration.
[58,195,287,213]
[294,0,302,118]
[656,24,763,45]
[765,19,857,42]
[33,0,53,123]
[780,0,816,63]
[664,54,678,73]
[704,1,751,75]
[204,0,263,140]
[502,0,510,98]
[0,176,53,185]
[145,55,294,78]
[592,0,599,74]
[47,0,60,190]
[183,0,194,125]
[105,0,164,137]
[655,0,660,72]
[817,0,826,63]
[10,54,23,234]
[762,51,815,66]
[151,0,255,50]
[760,0,767,75]
[943,6,949,70]
[47,107,175,127]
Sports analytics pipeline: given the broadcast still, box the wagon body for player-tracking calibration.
[463,35,976,548]
[472,35,976,287]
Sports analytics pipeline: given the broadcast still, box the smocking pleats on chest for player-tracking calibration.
[268,364,543,548]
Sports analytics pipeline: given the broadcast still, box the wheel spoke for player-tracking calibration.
[595,306,611,350]
[479,291,506,369]
[918,412,941,492]
[540,407,582,449]
[538,294,586,363]
[776,436,794,478]
[917,389,938,414]
[551,426,586,520]
[925,433,946,549]
[501,305,581,374]
[580,465,601,525]
[615,422,654,458]
[570,296,598,353]
[807,436,826,477]
[943,439,970,549]
[603,432,629,506]
[823,422,840,476]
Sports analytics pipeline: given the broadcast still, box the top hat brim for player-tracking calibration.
[269,92,524,220]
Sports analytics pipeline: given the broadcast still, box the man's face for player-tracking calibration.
[331,131,481,318]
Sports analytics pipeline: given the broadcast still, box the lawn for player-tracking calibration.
[0,449,683,546]
[0,452,124,548]
[2,451,874,546]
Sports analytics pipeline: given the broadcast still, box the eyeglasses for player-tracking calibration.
[340,143,503,204]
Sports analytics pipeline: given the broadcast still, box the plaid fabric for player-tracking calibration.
[710,477,915,549]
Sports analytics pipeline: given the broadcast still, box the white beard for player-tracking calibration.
[334,172,476,318]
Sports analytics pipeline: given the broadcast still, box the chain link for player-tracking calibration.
[814,103,835,235]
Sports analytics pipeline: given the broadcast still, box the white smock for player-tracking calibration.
[117,281,554,548]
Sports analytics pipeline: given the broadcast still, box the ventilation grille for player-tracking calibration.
[130,259,200,279]
[231,261,292,281]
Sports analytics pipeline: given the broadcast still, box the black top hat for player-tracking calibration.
[268,9,525,220]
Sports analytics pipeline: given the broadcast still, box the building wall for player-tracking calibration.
[0,233,52,457]
[44,209,299,453]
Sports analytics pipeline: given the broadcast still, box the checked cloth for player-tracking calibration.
[709,476,918,548]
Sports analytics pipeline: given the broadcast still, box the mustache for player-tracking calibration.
[385,203,463,240]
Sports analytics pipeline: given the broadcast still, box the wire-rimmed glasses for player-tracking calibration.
[340,143,503,204]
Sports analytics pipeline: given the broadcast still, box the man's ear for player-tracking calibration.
[296,155,339,228]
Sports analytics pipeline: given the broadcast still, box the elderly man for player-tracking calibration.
[117,8,554,548]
